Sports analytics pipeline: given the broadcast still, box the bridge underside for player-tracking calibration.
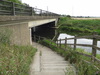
[31,21,56,41]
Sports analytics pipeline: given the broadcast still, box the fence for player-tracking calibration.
[0,0,59,16]
[57,34,100,62]
[33,34,100,63]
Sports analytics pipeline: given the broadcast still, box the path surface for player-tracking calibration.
[30,42,76,75]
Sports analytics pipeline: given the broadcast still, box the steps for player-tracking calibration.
[30,42,76,75]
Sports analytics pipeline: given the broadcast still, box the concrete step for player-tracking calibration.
[33,71,65,75]
[42,64,69,67]
[41,67,66,70]
[31,42,76,75]
[41,59,65,61]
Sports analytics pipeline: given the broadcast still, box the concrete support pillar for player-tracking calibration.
[55,19,58,26]
[29,28,32,45]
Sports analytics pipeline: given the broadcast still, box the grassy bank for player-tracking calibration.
[39,39,100,75]
[0,29,37,75]
[58,17,100,35]
[0,44,37,75]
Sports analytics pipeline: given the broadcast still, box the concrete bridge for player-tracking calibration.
[0,0,59,45]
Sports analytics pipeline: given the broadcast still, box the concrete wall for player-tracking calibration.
[28,19,57,28]
[0,22,31,45]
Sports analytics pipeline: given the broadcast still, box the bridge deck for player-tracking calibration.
[30,42,76,75]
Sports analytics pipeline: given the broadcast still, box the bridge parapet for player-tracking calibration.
[0,0,60,16]
[0,16,59,22]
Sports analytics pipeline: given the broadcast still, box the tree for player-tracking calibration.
[66,15,71,18]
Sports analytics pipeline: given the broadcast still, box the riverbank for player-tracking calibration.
[58,17,100,36]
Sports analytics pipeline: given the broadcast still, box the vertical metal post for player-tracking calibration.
[39,36,40,41]
[74,36,77,50]
[12,2,15,16]
[34,35,36,42]
[40,10,42,16]
[30,7,33,16]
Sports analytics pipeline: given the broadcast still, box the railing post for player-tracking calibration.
[65,37,67,49]
[59,39,61,48]
[30,7,33,16]
[34,35,36,42]
[56,40,58,47]
[12,2,15,16]
[92,34,97,62]
[40,10,42,16]
[74,36,77,50]
[39,36,40,41]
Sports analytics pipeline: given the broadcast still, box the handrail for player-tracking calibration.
[57,34,100,62]
[0,0,60,16]
[32,34,100,63]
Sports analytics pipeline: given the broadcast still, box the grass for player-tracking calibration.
[0,29,37,75]
[39,39,100,75]
[76,48,100,59]
[58,17,100,36]
[0,44,37,75]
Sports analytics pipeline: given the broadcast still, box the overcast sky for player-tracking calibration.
[22,0,100,16]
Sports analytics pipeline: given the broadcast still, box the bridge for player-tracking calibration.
[0,0,60,45]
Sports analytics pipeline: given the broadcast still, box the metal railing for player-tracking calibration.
[0,0,60,16]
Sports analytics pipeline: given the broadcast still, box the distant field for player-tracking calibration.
[72,18,100,20]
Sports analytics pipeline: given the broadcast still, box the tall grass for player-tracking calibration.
[0,28,11,44]
[0,29,37,75]
[0,44,37,75]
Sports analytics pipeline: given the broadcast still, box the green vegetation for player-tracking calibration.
[0,29,37,75]
[40,39,100,75]
[76,48,100,59]
[7,0,21,4]
[0,44,37,75]
[58,17,100,35]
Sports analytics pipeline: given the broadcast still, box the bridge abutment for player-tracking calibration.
[0,18,58,45]
[0,22,31,45]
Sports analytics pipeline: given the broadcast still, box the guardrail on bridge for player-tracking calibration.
[0,0,60,16]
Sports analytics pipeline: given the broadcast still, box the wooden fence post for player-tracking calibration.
[56,40,58,47]
[59,39,61,48]
[65,37,67,49]
[74,36,77,50]
[12,2,15,16]
[92,34,97,62]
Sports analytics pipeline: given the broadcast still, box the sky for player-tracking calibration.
[22,0,100,16]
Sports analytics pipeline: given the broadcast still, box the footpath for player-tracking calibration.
[30,42,76,75]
